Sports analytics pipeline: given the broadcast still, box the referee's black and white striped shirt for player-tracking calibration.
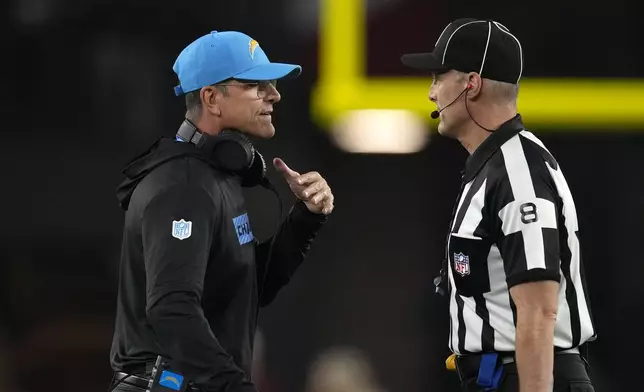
[445,114,596,355]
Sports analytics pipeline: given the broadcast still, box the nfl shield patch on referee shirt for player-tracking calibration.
[454,252,470,276]
[233,213,254,245]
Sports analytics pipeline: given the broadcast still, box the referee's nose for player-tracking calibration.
[429,84,438,103]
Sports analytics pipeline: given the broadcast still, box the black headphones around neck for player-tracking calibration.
[176,119,268,188]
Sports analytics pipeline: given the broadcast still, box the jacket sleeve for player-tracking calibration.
[255,200,328,307]
[142,184,257,392]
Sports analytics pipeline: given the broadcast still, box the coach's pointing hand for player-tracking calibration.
[273,158,334,215]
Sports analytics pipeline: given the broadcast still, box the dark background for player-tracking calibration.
[1,0,642,391]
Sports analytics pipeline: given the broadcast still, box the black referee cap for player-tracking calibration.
[401,18,523,84]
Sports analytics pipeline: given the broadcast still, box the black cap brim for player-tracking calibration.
[400,52,448,73]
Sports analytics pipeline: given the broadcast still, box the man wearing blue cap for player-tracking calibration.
[108,31,334,392]
[172,30,304,140]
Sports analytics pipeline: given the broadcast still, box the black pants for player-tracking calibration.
[456,353,594,392]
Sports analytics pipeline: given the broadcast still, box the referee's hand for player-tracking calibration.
[273,158,334,215]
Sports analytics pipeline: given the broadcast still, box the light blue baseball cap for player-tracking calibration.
[172,30,302,96]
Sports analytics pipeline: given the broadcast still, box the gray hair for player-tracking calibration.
[184,84,229,121]
[455,71,519,104]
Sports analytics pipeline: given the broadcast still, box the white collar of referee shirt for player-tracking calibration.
[463,114,524,183]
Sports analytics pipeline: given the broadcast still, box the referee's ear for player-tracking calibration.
[466,72,483,99]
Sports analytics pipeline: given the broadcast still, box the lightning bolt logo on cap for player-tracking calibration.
[249,39,259,59]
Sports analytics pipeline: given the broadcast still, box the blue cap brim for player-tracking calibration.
[234,63,302,81]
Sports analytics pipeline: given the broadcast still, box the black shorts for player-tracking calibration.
[456,353,594,392]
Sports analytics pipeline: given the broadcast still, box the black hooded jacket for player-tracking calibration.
[109,138,327,391]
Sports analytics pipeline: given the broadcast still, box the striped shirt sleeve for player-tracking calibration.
[492,135,562,288]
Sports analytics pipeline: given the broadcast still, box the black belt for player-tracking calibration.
[455,347,581,381]
[455,353,514,379]
[112,372,201,391]
[113,372,150,390]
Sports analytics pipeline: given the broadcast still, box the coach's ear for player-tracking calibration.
[201,86,223,117]
[467,72,483,99]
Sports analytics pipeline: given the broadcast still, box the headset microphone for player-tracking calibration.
[430,84,472,119]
